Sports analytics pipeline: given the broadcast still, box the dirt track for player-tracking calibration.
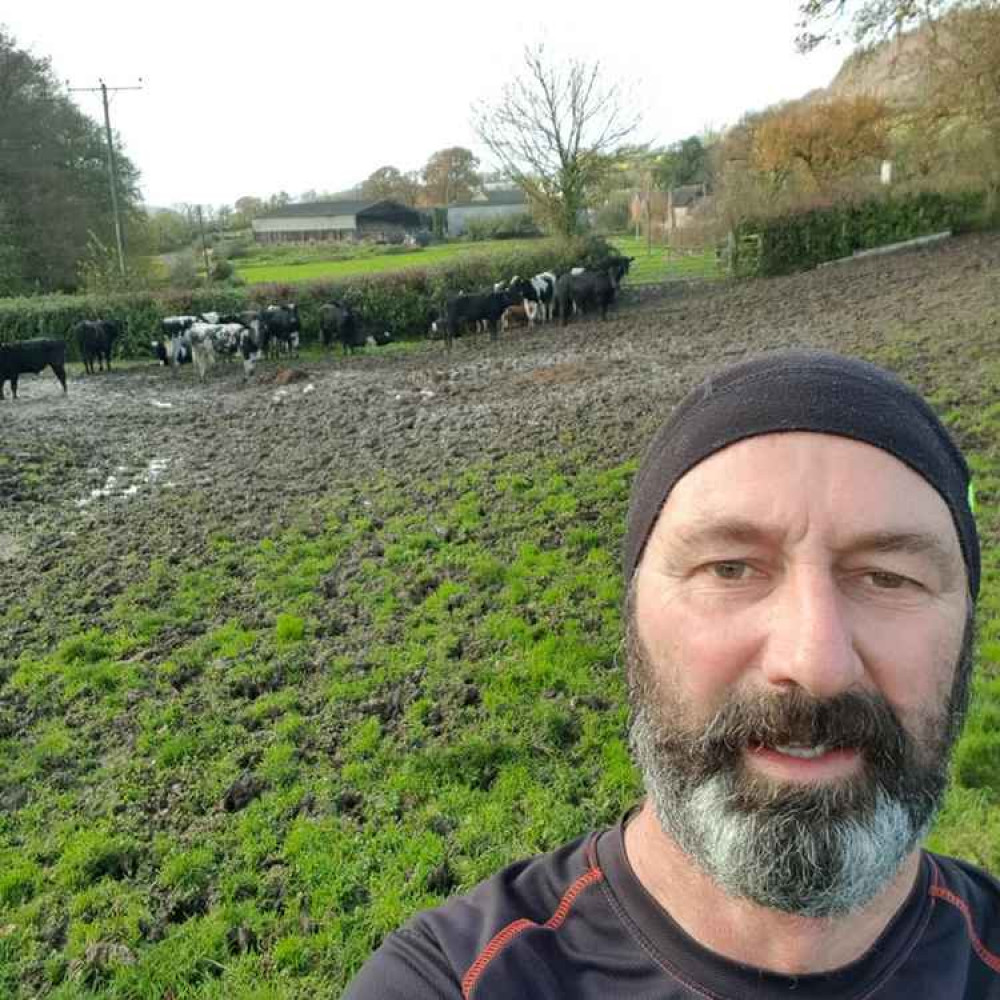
[2,231,999,646]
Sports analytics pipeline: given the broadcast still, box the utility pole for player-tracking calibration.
[69,78,142,278]
[196,205,211,278]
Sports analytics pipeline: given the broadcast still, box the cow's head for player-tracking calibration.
[151,340,168,365]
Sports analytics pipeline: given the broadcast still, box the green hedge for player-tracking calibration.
[0,238,612,360]
[732,189,995,278]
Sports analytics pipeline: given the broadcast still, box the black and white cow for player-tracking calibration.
[74,319,121,374]
[508,272,557,326]
[554,269,617,325]
[187,322,261,381]
[259,304,300,359]
[152,315,201,367]
[0,339,68,400]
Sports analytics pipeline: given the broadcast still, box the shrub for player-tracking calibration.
[733,188,996,277]
[168,251,199,287]
[464,213,542,241]
[211,259,235,281]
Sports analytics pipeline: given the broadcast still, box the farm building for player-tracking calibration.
[251,199,422,244]
[630,184,708,235]
[446,189,530,236]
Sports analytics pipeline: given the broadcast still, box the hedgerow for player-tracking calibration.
[0,237,612,360]
[732,189,996,277]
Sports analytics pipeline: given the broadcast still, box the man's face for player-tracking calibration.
[628,432,973,917]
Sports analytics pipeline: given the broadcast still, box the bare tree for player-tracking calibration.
[473,46,642,237]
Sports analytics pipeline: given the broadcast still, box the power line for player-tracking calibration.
[69,78,142,278]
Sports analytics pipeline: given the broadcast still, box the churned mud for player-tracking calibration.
[2,231,999,637]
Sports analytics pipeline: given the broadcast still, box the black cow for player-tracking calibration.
[319,301,362,354]
[443,288,518,348]
[0,339,68,400]
[554,269,617,326]
[605,254,634,289]
[74,320,121,374]
[260,304,301,359]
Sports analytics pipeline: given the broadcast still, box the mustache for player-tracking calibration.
[659,689,910,773]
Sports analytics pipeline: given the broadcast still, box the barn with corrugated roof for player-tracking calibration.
[251,199,423,244]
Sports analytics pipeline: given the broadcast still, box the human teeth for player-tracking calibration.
[774,744,829,759]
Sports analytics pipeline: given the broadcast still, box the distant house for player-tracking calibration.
[447,189,530,236]
[630,184,708,235]
[668,184,708,230]
[251,199,423,244]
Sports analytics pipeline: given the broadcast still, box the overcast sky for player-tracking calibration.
[4,1,848,210]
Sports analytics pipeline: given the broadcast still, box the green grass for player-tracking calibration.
[612,236,725,284]
[235,239,551,284]
[233,235,724,286]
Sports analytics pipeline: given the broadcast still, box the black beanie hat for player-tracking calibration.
[624,349,980,599]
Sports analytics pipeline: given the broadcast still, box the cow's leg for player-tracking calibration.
[10,375,18,398]
[52,362,68,394]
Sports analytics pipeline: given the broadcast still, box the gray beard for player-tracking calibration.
[627,614,974,918]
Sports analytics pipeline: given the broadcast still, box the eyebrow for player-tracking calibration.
[669,519,959,578]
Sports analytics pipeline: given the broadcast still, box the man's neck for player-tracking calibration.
[623,801,922,976]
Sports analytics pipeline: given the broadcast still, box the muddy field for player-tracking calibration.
[4,232,998,587]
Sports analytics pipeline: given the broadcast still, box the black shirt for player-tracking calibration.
[344,818,1000,998]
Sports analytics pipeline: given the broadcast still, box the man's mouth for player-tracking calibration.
[745,741,862,779]
[771,743,832,759]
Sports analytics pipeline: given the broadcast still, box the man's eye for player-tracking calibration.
[709,561,751,581]
[866,570,909,589]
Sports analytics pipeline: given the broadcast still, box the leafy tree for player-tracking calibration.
[144,208,197,253]
[654,136,712,191]
[473,45,641,237]
[233,195,265,228]
[796,0,954,51]
[914,3,1000,200]
[0,28,142,293]
[751,95,891,192]
[360,166,421,206]
[422,147,481,205]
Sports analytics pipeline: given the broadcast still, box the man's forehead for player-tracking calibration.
[651,432,961,549]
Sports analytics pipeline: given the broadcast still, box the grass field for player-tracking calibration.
[234,236,724,286]
[235,240,551,285]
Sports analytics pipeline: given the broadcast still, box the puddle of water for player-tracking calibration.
[76,457,171,507]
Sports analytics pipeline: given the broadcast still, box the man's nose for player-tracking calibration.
[758,568,864,698]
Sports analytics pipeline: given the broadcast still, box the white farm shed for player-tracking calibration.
[446,189,530,236]
[252,199,422,244]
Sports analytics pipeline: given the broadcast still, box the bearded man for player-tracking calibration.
[345,349,1000,999]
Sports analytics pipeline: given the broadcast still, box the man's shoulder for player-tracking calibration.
[344,830,612,999]
[927,851,1000,927]
[407,829,604,967]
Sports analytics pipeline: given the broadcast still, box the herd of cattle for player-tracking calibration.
[434,254,634,348]
[0,254,634,399]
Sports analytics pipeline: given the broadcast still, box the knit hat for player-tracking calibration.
[624,349,979,599]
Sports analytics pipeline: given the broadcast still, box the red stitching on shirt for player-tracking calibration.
[460,866,605,998]
[929,884,1000,974]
